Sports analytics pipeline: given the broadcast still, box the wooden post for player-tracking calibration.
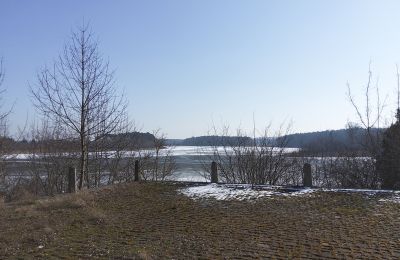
[303,163,312,187]
[134,160,140,182]
[0,172,5,185]
[211,161,218,183]
[67,167,76,193]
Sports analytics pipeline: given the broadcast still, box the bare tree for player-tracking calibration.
[31,25,127,190]
[289,65,392,189]
[0,59,5,191]
[336,64,388,188]
[0,58,13,193]
[346,64,386,157]
[0,58,12,135]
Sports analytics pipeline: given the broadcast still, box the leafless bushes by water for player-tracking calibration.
[137,130,177,181]
[201,123,299,185]
[2,122,177,202]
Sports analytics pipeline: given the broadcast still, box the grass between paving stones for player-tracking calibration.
[0,182,399,259]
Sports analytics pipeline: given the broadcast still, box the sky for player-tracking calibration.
[1,0,400,138]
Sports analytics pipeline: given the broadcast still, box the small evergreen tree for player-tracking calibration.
[377,109,400,189]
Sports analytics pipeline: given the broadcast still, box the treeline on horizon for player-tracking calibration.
[167,127,383,153]
[1,132,157,154]
[1,127,384,154]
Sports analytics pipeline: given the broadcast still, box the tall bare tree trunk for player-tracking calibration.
[31,24,127,191]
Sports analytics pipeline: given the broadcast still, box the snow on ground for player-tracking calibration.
[378,191,400,204]
[169,175,208,182]
[321,188,400,204]
[179,184,314,201]
[180,184,400,202]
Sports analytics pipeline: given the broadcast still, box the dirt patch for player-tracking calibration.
[0,182,399,259]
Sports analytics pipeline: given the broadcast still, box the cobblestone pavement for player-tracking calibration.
[1,182,399,259]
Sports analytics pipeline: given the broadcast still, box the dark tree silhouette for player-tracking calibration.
[377,114,400,189]
[376,66,400,190]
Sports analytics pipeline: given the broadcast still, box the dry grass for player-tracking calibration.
[31,191,108,225]
[35,191,91,210]
[0,182,399,259]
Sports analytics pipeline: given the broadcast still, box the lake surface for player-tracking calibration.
[163,146,299,182]
[2,146,300,184]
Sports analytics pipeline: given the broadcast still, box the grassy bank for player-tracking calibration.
[1,182,399,259]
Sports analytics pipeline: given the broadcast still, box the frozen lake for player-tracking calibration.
[1,146,300,184]
[163,146,299,182]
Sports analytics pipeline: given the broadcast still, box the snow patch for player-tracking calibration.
[180,184,400,202]
[179,184,314,201]
[378,191,400,204]
[320,188,400,204]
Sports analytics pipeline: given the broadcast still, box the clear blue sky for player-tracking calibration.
[1,0,400,138]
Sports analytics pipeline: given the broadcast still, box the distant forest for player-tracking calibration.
[167,128,384,152]
[168,136,253,146]
[5,132,157,153]
[4,128,383,153]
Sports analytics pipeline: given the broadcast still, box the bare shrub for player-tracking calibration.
[89,115,136,186]
[5,181,38,203]
[22,118,78,196]
[140,130,177,181]
[295,154,377,189]
[203,123,297,185]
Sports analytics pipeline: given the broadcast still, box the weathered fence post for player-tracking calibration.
[67,167,76,193]
[0,172,5,185]
[303,163,312,187]
[211,161,218,183]
[134,160,140,182]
